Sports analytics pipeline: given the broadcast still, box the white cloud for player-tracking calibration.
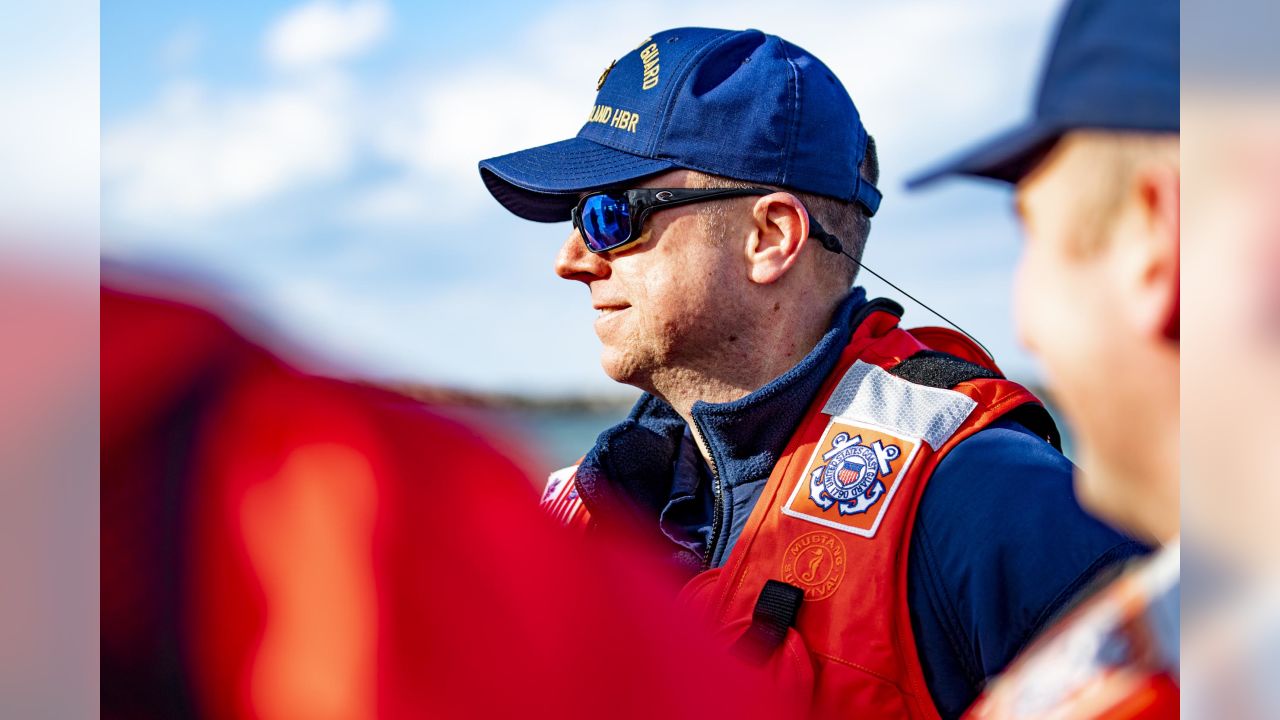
[341,176,434,225]
[103,74,354,228]
[351,65,589,225]
[0,0,99,248]
[265,0,389,71]
[103,0,397,232]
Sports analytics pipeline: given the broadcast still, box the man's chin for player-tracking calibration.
[599,348,650,390]
[599,356,635,386]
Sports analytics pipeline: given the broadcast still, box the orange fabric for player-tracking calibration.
[238,444,380,719]
[102,284,787,720]
[559,309,1047,719]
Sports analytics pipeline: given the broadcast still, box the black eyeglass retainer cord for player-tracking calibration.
[575,187,996,361]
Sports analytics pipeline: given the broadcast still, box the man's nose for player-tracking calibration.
[555,230,610,282]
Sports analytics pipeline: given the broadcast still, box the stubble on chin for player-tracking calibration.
[598,344,654,393]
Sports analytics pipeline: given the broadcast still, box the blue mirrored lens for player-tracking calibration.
[581,193,632,252]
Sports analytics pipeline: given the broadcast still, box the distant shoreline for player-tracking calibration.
[374,381,641,413]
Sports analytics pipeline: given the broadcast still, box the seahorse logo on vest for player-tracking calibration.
[810,431,898,516]
[782,419,920,538]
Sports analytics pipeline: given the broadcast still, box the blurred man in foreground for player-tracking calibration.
[101,273,784,719]
[910,0,1179,716]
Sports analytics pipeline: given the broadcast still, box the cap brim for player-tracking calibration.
[478,137,677,222]
[906,121,1066,190]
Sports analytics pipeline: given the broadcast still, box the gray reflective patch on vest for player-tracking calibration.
[821,361,977,450]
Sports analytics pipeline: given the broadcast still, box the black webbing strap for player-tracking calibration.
[1002,403,1064,451]
[889,349,1001,388]
[730,580,805,666]
[888,350,1063,451]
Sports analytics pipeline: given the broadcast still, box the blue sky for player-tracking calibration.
[101,0,1062,395]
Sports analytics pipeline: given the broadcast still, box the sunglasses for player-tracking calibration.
[570,187,845,255]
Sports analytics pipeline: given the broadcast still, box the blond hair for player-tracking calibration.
[693,136,880,289]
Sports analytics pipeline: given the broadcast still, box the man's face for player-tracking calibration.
[1012,136,1142,503]
[554,170,748,390]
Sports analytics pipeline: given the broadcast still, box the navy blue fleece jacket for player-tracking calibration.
[571,288,1147,718]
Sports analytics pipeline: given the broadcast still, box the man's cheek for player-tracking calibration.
[1011,254,1044,353]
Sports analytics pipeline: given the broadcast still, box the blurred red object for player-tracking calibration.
[102,282,781,719]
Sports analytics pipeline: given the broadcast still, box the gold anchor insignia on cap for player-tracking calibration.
[596,59,616,91]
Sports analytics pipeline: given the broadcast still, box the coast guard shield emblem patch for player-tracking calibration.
[781,419,920,538]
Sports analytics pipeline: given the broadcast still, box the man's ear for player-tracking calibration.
[745,193,810,285]
[1117,163,1180,344]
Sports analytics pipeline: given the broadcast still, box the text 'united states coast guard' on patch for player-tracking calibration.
[781,419,920,538]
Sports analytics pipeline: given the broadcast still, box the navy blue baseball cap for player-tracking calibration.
[907,0,1178,188]
[479,27,881,223]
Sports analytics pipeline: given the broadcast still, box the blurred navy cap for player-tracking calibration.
[908,0,1178,188]
[479,27,881,222]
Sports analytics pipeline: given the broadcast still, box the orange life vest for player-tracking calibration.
[542,304,1058,719]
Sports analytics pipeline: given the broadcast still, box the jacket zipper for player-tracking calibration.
[690,418,724,571]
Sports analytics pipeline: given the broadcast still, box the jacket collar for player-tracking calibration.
[575,288,872,527]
